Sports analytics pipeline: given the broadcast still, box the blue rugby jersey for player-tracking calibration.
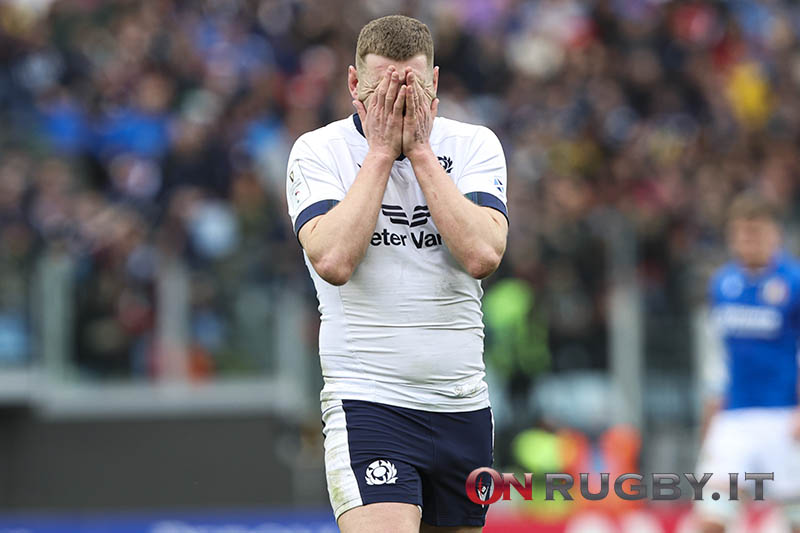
[710,253,800,410]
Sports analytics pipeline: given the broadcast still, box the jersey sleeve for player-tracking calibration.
[286,135,346,236]
[456,126,508,222]
[788,261,800,331]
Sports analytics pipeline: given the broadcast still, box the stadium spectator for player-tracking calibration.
[2,0,800,392]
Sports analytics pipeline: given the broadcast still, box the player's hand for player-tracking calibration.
[402,68,439,159]
[792,410,800,441]
[353,66,405,160]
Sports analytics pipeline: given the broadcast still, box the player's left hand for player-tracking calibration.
[402,68,439,158]
[792,410,800,441]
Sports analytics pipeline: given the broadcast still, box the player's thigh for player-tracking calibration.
[697,410,757,478]
[322,399,430,525]
[759,409,800,501]
[419,524,482,533]
[781,498,800,529]
[694,410,755,525]
[420,407,494,529]
[338,502,421,533]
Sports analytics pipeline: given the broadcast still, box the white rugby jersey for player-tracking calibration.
[286,114,508,412]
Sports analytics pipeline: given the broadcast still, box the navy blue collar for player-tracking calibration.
[352,114,406,161]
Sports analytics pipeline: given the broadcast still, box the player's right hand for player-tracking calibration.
[353,66,406,160]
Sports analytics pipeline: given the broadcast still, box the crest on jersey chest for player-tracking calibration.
[720,274,744,299]
[761,277,789,306]
[438,155,453,174]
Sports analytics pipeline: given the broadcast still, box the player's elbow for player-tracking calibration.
[312,254,355,286]
[464,247,502,279]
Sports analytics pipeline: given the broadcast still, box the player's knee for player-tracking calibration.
[698,521,726,533]
[785,502,800,531]
[694,494,735,533]
[338,502,421,533]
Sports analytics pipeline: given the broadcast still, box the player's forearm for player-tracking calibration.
[699,397,722,444]
[409,148,507,279]
[300,150,394,285]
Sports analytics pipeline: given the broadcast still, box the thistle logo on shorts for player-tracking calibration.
[365,459,398,486]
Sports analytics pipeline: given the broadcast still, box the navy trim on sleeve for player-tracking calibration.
[464,192,509,223]
[294,199,340,235]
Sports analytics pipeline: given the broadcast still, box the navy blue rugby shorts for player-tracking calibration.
[321,398,494,527]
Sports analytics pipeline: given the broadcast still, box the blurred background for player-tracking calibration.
[0,0,798,531]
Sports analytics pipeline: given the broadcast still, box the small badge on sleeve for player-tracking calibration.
[289,161,311,209]
[493,177,505,194]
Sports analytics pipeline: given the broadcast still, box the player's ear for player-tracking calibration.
[432,66,439,95]
[348,66,359,101]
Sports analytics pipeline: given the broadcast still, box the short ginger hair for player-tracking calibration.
[355,15,434,75]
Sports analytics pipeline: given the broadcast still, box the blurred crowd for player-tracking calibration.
[1,0,800,384]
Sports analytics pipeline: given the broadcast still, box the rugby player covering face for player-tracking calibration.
[697,192,800,533]
[286,15,508,533]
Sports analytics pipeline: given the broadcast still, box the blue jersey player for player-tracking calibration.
[697,192,800,533]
